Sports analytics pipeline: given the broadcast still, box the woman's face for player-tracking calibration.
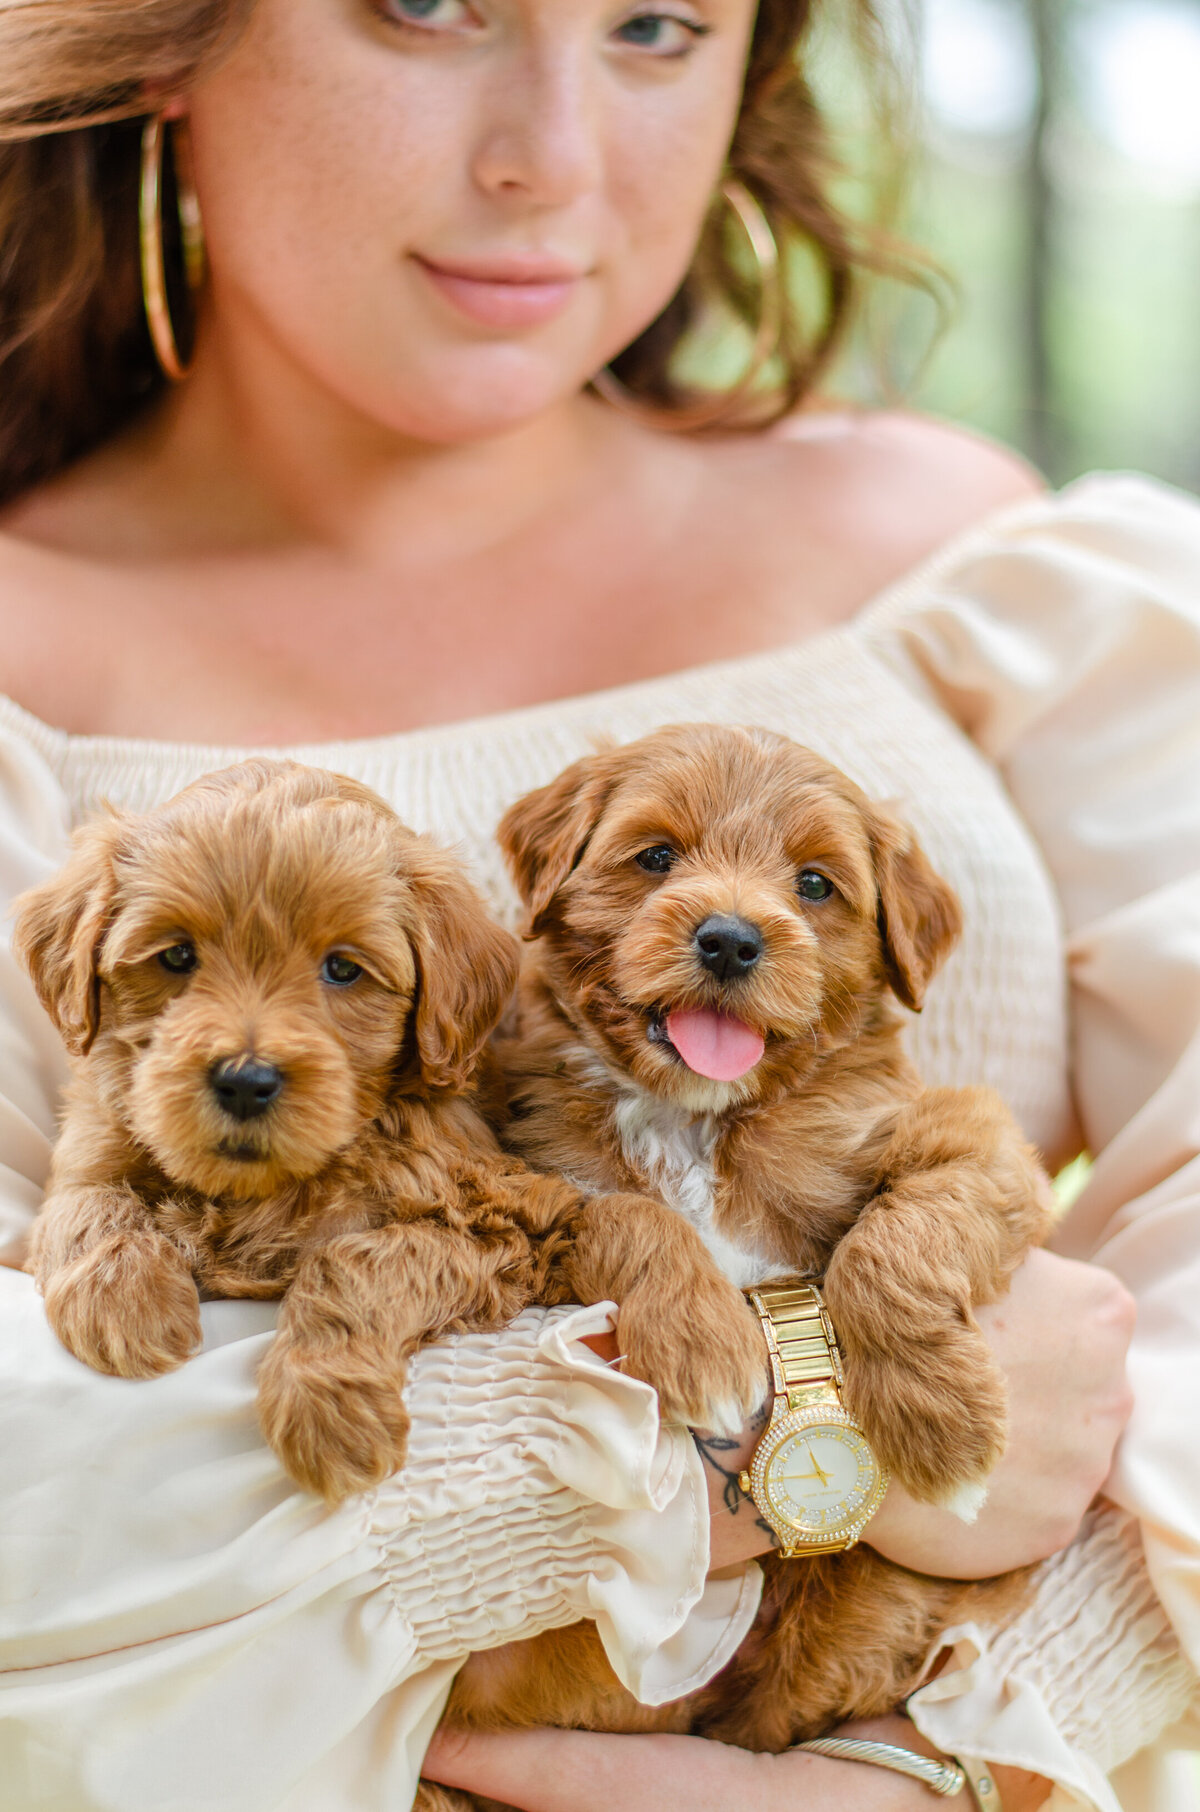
[184,0,758,442]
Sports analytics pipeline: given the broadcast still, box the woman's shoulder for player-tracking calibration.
[677,407,1045,643]
[772,406,1045,542]
[782,413,1200,586]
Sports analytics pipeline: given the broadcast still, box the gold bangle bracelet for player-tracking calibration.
[792,1737,1005,1810]
[792,1737,965,1796]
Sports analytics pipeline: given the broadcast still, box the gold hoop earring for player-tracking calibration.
[140,112,206,382]
[590,178,783,432]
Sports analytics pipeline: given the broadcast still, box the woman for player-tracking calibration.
[0,0,1193,1806]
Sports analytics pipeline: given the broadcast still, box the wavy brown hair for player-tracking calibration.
[0,0,921,506]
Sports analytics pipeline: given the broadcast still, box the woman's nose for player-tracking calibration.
[471,50,603,206]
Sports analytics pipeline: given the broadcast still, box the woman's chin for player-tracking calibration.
[341,328,610,444]
[385,393,579,445]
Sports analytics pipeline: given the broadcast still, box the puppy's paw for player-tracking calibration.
[617,1274,768,1436]
[43,1231,201,1377]
[257,1341,411,1503]
[843,1332,1007,1507]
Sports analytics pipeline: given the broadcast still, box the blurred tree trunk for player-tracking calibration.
[1022,0,1062,478]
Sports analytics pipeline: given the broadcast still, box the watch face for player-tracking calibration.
[757,1411,884,1540]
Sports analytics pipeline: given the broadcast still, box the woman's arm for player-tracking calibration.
[422,1712,1052,1812]
[0,1278,765,1812]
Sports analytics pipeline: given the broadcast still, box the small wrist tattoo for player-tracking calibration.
[693,1403,779,1547]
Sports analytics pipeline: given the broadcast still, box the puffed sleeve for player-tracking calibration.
[0,730,761,1812]
[863,473,1200,1812]
[0,724,74,1252]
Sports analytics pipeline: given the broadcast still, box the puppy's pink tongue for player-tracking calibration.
[664,1008,765,1082]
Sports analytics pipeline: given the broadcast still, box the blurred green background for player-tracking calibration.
[830,0,1200,488]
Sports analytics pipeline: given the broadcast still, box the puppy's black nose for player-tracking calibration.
[694,914,764,982]
[210,1059,284,1121]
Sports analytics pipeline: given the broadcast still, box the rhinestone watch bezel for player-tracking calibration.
[747,1401,889,1552]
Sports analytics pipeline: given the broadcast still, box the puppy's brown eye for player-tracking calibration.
[636,845,676,874]
[322,952,364,987]
[158,942,197,974]
[797,870,834,903]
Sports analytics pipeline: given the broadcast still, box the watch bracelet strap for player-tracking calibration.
[792,1738,1004,1808]
[747,1279,845,1403]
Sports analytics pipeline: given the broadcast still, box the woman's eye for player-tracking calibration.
[374,0,474,32]
[158,942,197,975]
[322,952,365,987]
[635,844,676,874]
[612,10,709,54]
[797,871,834,903]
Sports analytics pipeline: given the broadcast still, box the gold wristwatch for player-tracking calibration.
[739,1281,888,1557]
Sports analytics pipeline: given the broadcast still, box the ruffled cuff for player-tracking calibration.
[907,1503,1198,1812]
[370,1301,763,1705]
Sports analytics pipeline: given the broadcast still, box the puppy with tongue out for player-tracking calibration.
[495,719,956,1164]
[474,722,1051,1760]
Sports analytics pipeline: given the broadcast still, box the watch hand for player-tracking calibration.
[780,1451,836,1490]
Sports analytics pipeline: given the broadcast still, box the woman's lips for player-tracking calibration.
[414,256,582,329]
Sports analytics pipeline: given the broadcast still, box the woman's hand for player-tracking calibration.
[422,1713,1051,1811]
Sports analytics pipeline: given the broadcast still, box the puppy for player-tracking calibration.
[15,759,765,1504]
[427,723,1052,1791]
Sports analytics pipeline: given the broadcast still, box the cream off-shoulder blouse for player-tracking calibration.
[0,473,1197,1812]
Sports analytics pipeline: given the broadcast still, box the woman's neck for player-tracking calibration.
[12,319,622,570]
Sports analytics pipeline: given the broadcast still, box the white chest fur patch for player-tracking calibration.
[610,1089,793,1291]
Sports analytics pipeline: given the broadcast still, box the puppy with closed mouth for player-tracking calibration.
[15,757,766,1506]
[428,722,1052,1780]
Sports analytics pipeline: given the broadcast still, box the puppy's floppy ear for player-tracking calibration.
[403,838,520,1092]
[12,813,128,1056]
[868,806,962,1013]
[497,751,617,934]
